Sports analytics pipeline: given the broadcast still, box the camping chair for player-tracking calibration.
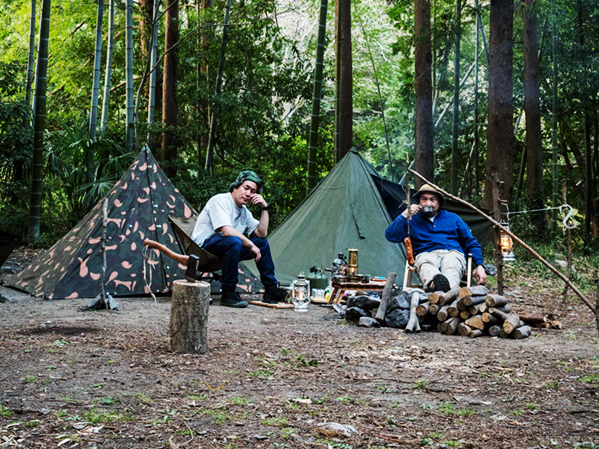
[402,239,472,290]
[143,216,221,282]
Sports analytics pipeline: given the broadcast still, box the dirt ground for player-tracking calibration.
[1,250,599,449]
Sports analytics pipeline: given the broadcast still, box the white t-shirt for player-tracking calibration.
[191,193,260,246]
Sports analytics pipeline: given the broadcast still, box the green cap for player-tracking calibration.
[231,170,263,192]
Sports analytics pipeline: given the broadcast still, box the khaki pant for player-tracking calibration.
[415,250,466,288]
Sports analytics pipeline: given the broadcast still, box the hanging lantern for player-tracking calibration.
[291,272,310,312]
[347,248,359,282]
[500,224,516,262]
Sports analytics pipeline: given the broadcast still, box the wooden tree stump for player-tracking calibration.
[168,280,210,354]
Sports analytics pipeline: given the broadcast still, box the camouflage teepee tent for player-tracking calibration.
[9,148,201,299]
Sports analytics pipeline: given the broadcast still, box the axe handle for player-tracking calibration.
[143,239,189,266]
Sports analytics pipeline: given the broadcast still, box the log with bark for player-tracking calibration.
[468,329,485,338]
[444,317,460,335]
[488,325,502,337]
[485,294,507,307]
[375,272,397,322]
[512,325,532,339]
[458,322,472,336]
[459,285,489,299]
[465,315,485,330]
[448,299,460,317]
[405,288,423,333]
[416,301,430,316]
[168,280,210,354]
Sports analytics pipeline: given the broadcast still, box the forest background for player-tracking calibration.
[0,0,598,266]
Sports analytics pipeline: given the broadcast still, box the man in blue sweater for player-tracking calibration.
[385,184,487,292]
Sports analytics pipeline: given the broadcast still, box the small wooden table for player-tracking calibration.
[329,280,387,304]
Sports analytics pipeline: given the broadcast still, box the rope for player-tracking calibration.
[507,204,578,231]
[143,245,158,304]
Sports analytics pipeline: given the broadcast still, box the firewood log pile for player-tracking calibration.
[344,282,554,339]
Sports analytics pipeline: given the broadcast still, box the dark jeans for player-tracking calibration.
[202,234,277,290]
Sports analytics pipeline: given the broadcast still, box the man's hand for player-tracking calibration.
[475,265,487,285]
[250,194,268,209]
[402,204,422,218]
[250,243,262,262]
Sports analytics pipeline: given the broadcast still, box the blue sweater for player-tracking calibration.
[385,209,484,266]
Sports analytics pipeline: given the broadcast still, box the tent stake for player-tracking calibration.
[408,169,596,315]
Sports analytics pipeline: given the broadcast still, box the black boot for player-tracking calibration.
[426,274,451,293]
[220,287,248,308]
[262,284,287,304]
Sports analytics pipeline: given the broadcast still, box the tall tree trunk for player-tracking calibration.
[88,0,104,183]
[162,0,179,176]
[100,0,115,137]
[205,0,231,174]
[307,0,329,193]
[29,0,52,245]
[414,0,434,188]
[126,0,135,151]
[451,0,461,194]
[197,0,214,166]
[550,0,559,235]
[24,0,36,120]
[140,0,154,109]
[575,0,596,239]
[523,0,544,238]
[473,0,480,197]
[483,0,514,210]
[334,0,352,163]
[147,0,160,146]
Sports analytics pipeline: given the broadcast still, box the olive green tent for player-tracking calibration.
[252,149,492,286]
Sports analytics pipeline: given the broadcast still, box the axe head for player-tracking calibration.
[184,254,200,282]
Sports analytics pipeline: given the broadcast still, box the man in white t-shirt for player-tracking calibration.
[191,171,286,307]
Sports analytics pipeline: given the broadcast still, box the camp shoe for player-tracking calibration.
[262,285,287,304]
[220,290,248,308]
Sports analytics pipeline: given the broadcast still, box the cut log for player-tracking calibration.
[485,294,507,307]
[489,307,509,322]
[488,325,502,337]
[465,315,485,330]
[444,317,460,335]
[428,303,439,315]
[405,290,422,333]
[437,285,460,306]
[428,291,441,304]
[462,295,487,306]
[502,314,524,334]
[499,329,510,338]
[513,325,532,339]
[416,301,430,316]
[168,280,210,354]
[436,303,452,322]
[375,272,397,322]
[469,304,487,315]
[458,322,472,336]
[481,313,499,325]
[468,329,485,338]
[447,299,460,317]
[459,285,489,299]
[459,310,471,320]
[494,304,512,313]
[457,298,468,311]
